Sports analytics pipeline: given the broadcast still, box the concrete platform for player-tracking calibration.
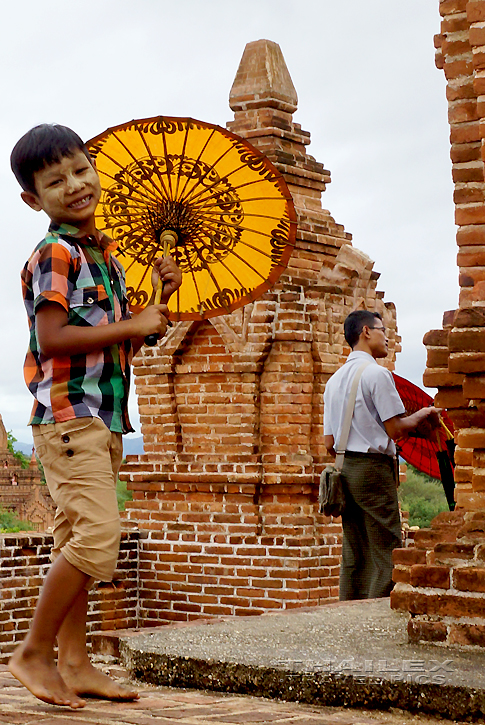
[111,599,485,721]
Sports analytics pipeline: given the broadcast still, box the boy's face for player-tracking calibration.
[21,149,101,235]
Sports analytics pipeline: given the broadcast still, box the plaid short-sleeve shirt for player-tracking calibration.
[21,222,134,433]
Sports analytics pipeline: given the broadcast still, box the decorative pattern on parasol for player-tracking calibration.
[392,372,455,509]
[87,116,297,320]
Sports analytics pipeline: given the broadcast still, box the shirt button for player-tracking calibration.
[87,297,94,304]
[62,434,70,443]
[66,449,74,457]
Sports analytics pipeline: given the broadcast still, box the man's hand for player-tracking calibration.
[324,434,336,458]
[151,256,182,303]
[384,406,442,441]
[411,407,442,439]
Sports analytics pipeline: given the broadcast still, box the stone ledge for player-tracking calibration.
[113,599,485,720]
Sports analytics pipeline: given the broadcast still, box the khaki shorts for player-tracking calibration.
[33,416,122,583]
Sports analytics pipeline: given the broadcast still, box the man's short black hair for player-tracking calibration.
[10,124,91,195]
[344,310,382,349]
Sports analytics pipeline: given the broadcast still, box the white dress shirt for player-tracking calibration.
[323,351,405,456]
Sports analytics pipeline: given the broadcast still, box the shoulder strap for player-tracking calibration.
[334,361,372,470]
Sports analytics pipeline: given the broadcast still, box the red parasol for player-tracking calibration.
[392,373,455,505]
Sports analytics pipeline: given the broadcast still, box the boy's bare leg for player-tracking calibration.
[57,588,138,700]
[9,554,87,708]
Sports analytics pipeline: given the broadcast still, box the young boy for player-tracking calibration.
[9,123,182,709]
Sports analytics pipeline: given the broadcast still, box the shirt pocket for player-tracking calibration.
[69,284,111,326]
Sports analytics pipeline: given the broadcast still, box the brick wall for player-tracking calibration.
[119,40,401,625]
[391,0,485,647]
[0,531,138,664]
[122,472,342,623]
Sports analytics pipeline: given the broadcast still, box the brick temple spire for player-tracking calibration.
[0,414,7,451]
[227,39,332,227]
[229,39,298,113]
[122,39,400,624]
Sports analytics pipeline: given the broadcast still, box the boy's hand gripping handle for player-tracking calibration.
[145,230,177,346]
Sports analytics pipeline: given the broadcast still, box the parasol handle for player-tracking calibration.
[440,418,454,440]
[145,230,178,346]
[436,430,443,452]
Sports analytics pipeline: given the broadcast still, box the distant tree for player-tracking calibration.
[0,506,34,533]
[7,430,46,483]
[36,457,47,485]
[116,475,132,511]
[7,431,30,469]
[399,465,450,528]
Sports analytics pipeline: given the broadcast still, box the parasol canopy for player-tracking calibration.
[87,116,297,320]
[392,372,455,509]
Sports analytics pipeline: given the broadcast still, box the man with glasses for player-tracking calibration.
[323,309,440,600]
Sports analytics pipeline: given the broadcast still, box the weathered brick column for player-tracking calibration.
[391,0,485,647]
[120,40,400,625]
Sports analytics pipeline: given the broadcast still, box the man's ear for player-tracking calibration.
[20,191,42,212]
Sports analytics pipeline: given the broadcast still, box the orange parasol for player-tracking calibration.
[87,116,297,321]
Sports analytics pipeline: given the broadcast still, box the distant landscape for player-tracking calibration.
[11,438,449,529]
[15,435,144,457]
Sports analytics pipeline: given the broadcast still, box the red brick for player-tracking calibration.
[434,387,467,408]
[473,48,485,71]
[434,542,475,563]
[452,164,485,182]
[471,26,485,47]
[426,347,451,367]
[390,589,428,614]
[449,352,485,372]
[392,548,427,565]
[468,0,485,22]
[440,0,467,13]
[457,428,485,448]
[450,328,485,352]
[463,374,485,397]
[442,38,472,57]
[448,79,477,104]
[410,564,451,589]
[454,566,485,591]
[392,567,410,584]
[449,623,485,646]
[457,248,485,266]
[408,618,448,643]
[413,527,458,549]
[423,329,449,346]
[433,592,485,617]
[457,224,485,245]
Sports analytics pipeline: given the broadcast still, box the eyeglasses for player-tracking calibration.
[370,325,386,334]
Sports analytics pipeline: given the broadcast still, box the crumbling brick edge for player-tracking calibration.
[119,641,485,721]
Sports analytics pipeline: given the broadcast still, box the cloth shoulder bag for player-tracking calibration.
[319,361,371,517]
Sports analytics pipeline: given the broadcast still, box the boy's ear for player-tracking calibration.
[20,191,42,212]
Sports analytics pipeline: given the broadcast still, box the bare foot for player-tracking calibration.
[60,660,139,701]
[9,644,86,709]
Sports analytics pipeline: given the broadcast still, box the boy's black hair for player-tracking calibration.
[344,310,382,349]
[10,124,91,195]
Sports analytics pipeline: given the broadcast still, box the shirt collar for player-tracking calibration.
[49,222,117,253]
[347,350,377,363]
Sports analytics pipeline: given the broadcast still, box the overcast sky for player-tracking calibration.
[0,0,457,445]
